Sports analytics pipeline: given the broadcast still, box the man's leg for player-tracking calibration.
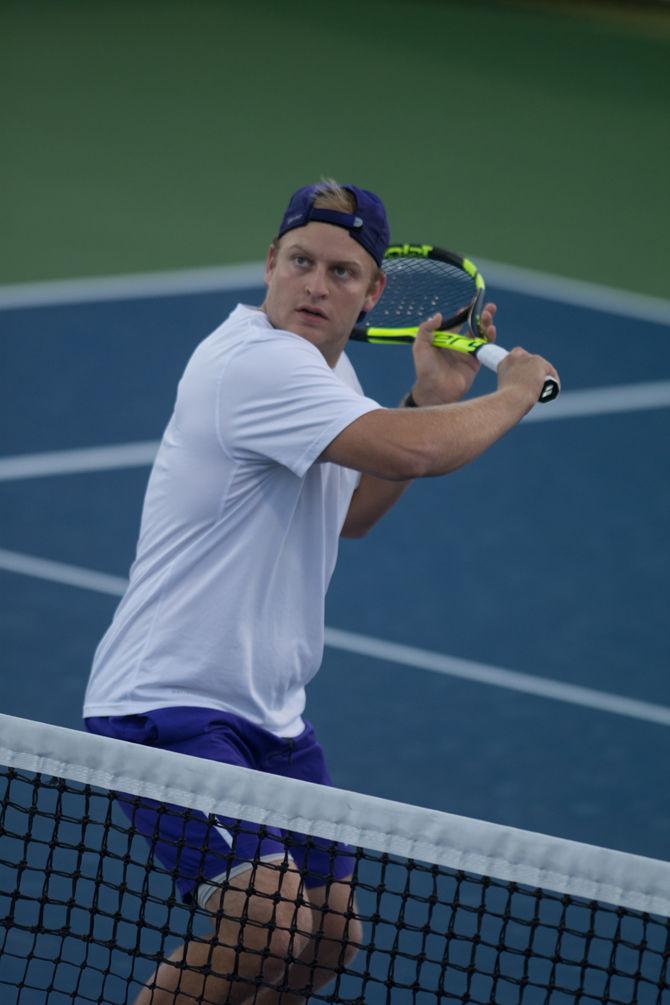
[133,861,313,1005]
[253,875,363,1005]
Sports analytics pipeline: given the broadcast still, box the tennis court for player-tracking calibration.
[2,3,669,998]
[1,265,669,863]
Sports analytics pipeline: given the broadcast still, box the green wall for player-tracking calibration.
[2,0,669,295]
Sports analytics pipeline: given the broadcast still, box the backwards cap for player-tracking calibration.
[277,183,390,266]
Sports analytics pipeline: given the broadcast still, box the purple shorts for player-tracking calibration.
[85,707,355,908]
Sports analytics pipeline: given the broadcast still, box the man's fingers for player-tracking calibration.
[481,319,497,343]
[507,347,559,381]
[500,348,560,397]
[416,312,443,344]
[479,302,497,343]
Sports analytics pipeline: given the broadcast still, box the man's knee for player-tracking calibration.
[316,911,362,968]
[339,914,363,967]
[209,872,314,982]
[263,897,314,967]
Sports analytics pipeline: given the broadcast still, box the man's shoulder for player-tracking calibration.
[220,310,363,392]
[333,350,364,393]
[185,306,332,403]
[214,304,271,343]
[211,305,323,359]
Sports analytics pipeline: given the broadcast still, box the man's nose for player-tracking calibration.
[305,265,328,297]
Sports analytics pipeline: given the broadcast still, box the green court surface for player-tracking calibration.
[2,0,669,296]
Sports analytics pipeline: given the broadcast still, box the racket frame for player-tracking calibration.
[350,243,559,403]
[351,244,486,345]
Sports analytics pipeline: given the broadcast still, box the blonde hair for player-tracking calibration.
[311,177,356,214]
[273,177,381,287]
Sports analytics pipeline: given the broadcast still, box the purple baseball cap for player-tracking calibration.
[277,183,390,266]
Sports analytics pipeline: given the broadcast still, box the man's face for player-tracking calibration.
[262,222,385,365]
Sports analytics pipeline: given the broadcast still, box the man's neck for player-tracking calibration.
[259,302,343,369]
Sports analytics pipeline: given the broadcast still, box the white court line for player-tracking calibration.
[324,628,670,729]
[477,258,670,326]
[0,262,265,310]
[0,258,669,325]
[0,380,668,483]
[0,546,668,729]
[0,549,128,597]
[523,380,670,423]
[0,441,159,481]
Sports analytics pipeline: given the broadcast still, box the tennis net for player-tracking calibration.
[1,712,669,1005]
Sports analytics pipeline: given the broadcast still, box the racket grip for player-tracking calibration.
[476,344,560,404]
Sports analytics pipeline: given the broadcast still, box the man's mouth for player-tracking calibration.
[297,306,328,320]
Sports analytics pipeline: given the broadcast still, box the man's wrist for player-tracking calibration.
[496,382,537,416]
[401,387,446,407]
[402,382,463,407]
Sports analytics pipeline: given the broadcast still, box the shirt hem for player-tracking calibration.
[82,699,306,739]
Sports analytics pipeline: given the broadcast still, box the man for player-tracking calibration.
[83,180,559,1004]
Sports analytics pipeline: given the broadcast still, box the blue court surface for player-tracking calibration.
[1,267,669,865]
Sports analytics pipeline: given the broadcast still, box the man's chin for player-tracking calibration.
[267,309,352,355]
[290,320,352,360]
[289,314,334,341]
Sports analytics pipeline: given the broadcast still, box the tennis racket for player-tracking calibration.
[350,244,560,403]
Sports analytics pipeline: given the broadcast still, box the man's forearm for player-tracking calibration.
[325,384,535,483]
[408,386,533,477]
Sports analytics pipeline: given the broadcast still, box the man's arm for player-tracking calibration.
[331,310,559,536]
[328,380,537,480]
[338,306,558,537]
[340,472,413,538]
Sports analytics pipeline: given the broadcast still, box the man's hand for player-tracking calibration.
[409,303,497,406]
[496,348,560,411]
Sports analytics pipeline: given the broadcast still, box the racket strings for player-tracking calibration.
[367,258,478,329]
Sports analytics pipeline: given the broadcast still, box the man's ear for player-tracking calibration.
[264,243,277,286]
[363,270,386,313]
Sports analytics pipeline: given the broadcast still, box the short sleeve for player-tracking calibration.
[217,331,381,477]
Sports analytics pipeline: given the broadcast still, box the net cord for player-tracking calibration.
[1,712,669,917]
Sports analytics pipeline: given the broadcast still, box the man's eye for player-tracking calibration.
[333,266,351,279]
[292,255,309,267]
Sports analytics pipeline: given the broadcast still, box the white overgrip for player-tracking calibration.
[475,343,508,372]
[475,343,560,403]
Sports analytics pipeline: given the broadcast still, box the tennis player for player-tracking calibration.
[83,180,559,1004]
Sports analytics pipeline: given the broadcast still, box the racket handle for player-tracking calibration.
[476,344,560,404]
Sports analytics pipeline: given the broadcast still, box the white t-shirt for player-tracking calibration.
[83,305,381,736]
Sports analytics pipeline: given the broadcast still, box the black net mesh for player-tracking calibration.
[365,257,477,330]
[2,764,669,1005]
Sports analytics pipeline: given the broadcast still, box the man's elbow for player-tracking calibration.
[378,442,436,481]
[340,508,385,538]
[340,521,371,539]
